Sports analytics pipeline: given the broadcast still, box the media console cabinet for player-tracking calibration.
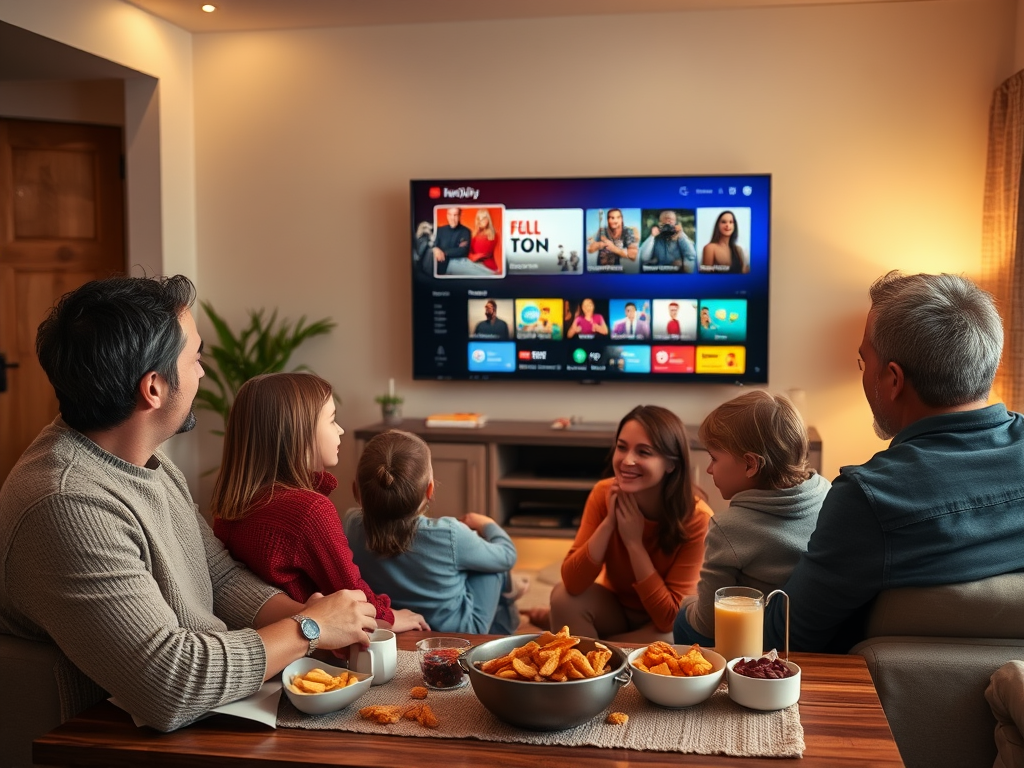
[355,420,821,537]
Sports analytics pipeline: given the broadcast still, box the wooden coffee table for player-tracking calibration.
[34,632,904,767]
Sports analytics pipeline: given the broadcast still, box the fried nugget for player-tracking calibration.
[359,705,403,724]
[296,678,327,693]
[416,703,439,728]
[606,712,629,725]
[410,686,429,699]
[303,668,336,685]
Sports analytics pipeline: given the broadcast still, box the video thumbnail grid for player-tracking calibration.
[465,296,748,375]
[420,205,754,278]
[467,297,747,343]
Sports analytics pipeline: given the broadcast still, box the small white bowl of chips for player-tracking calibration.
[627,642,726,708]
[282,657,373,715]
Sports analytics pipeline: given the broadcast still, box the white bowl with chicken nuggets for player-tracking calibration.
[627,642,726,708]
[282,657,373,715]
[461,628,631,731]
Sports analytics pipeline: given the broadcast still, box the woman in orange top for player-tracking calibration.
[549,405,712,641]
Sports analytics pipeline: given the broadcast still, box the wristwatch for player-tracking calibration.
[291,614,320,657]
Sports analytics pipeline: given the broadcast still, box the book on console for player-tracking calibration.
[425,412,488,428]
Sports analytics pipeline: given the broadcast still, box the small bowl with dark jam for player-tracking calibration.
[416,637,471,690]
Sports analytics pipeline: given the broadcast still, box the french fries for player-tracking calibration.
[475,626,614,682]
[631,641,714,677]
[288,667,362,695]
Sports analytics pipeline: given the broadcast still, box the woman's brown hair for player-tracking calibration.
[210,372,332,521]
[612,405,700,555]
[356,430,433,557]
[698,390,811,490]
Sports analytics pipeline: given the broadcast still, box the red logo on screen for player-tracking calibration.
[428,187,441,199]
[518,350,532,360]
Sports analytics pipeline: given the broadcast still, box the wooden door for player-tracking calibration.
[0,118,125,481]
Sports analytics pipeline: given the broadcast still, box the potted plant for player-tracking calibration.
[194,301,336,434]
[376,379,403,425]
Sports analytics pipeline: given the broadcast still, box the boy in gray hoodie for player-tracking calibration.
[673,391,830,647]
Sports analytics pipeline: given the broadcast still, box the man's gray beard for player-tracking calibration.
[872,418,894,441]
[871,380,896,440]
[176,407,197,434]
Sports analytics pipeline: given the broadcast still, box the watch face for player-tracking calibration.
[299,617,320,640]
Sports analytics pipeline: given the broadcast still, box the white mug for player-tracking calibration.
[349,628,397,685]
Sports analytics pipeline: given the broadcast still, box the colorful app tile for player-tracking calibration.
[608,298,651,341]
[651,346,696,373]
[432,204,506,279]
[695,345,746,374]
[652,299,697,341]
[467,342,516,373]
[698,299,747,342]
[584,207,642,274]
[468,298,514,340]
[515,298,563,340]
[505,209,584,275]
[605,345,651,373]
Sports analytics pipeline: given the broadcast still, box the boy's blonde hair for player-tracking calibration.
[356,430,432,557]
[698,391,811,490]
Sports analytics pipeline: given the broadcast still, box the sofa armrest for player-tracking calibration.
[851,636,1024,768]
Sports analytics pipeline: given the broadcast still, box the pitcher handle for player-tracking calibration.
[765,589,790,662]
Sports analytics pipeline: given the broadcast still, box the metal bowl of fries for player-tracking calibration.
[627,642,726,708]
[461,631,631,731]
[282,657,373,715]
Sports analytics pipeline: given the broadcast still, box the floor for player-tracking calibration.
[511,536,570,633]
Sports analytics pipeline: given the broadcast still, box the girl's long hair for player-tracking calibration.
[356,430,433,557]
[210,372,332,521]
[611,405,699,554]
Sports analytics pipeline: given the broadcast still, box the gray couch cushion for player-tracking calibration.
[865,572,1024,639]
[852,637,1024,768]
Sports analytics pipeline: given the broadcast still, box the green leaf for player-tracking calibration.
[196,302,336,435]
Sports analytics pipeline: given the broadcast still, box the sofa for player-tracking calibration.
[851,572,1024,768]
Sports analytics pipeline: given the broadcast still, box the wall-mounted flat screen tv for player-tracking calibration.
[410,174,770,383]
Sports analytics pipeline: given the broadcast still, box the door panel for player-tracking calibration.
[0,119,124,481]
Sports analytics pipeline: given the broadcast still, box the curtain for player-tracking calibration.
[982,70,1024,410]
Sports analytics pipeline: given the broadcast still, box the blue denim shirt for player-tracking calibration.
[765,404,1024,652]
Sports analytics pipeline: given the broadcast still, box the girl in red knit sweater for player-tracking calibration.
[211,372,429,633]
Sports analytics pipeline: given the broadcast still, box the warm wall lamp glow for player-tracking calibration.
[202,4,216,11]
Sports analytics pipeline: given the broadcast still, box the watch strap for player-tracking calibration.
[291,614,319,656]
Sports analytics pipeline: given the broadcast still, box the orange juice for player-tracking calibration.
[714,593,764,661]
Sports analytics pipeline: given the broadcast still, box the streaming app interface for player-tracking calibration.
[412,175,770,383]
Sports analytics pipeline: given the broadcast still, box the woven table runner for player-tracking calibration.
[277,650,804,757]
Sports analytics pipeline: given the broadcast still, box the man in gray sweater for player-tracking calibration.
[0,275,376,731]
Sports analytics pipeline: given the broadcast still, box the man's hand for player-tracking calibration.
[302,589,377,650]
[433,247,446,262]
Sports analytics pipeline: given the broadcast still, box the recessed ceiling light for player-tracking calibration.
[201,4,216,12]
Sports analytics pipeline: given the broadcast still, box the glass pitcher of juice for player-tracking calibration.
[714,586,764,661]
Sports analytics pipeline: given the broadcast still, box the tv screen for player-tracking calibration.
[410,174,770,383]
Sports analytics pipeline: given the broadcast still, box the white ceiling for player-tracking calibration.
[123,0,925,33]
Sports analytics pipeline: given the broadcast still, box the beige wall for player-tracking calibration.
[0,0,1018,507]
[191,0,1016,511]
[0,0,200,478]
